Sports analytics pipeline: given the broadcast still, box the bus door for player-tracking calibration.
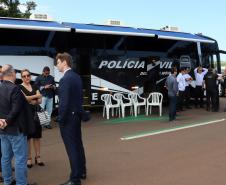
[72,48,91,107]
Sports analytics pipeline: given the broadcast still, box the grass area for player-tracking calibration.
[104,115,168,124]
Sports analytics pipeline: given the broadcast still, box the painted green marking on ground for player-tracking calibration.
[104,115,168,124]
[121,118,225,140]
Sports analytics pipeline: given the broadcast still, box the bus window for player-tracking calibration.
[213,54,217,69]
[220,53,226,74]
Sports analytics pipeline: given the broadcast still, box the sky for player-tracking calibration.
[28,0,226,60]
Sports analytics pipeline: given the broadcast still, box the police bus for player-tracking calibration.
[0,17,224,107]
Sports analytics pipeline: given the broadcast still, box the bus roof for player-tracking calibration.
[0,17,215,43]
[0,17,70,32]
[63,22,215,44]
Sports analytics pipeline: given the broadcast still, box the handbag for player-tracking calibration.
[36,109,51,126]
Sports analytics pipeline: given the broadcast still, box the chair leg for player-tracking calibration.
[146,105,149,116]
[103,106,105,118]
[130,106,133,116]
[107,107,110,119]
[160,105,162,116]
[134,106,137,117]
[122,106,125,118]
[112,108,114,117]
[150,106,152,115]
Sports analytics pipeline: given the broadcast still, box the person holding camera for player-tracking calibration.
[35,66,55,129]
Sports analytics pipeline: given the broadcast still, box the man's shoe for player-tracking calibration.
[45,125,52,129]
[59,180,81,185]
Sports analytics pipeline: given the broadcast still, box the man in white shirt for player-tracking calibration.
[194,66,208,108]
[183,68,193,109]
[177,68,186,111]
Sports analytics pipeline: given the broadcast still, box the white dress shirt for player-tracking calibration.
[183,73,192,87]
[194,68,208,86]
[63,68,71,76]
[177,73,186,91]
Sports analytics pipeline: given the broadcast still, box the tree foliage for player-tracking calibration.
[0,0,37,18]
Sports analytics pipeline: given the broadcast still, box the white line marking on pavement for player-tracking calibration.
[121,118,225,141]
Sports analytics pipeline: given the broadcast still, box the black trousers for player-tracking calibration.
[184,86,191,108]
[59,114,86,183]
[177,91,185,111]
[195,86,204,107]
[206,90,217,111]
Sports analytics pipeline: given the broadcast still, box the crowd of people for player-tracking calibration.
[0,52,86,185]
[0,54,224,184]
[166,66,221,121]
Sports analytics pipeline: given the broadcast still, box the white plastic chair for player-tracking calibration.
[101,94,121,119]
[114,93,133,118]
[146,92,163,116]
[128,93,146,117]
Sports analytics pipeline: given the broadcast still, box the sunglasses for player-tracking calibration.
[22,74,31,78]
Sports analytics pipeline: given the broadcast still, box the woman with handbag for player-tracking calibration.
[19,69,45,168]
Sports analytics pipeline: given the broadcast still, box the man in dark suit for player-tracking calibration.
[0,64,37,185]
[56,53,86,185]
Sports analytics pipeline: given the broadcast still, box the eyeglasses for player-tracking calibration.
[22,74,31,78]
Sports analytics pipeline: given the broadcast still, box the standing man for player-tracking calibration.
[183,68,193,109]
[56,52,86,185]
[165,67,178,121]
[0,65,36,185]
[204,68,218,112]
[194,66,208,108]
[35,66,55,129]
[176,68,186,111]
[147,58,159,93]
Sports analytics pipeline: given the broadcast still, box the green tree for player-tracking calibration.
[0,0,37,18]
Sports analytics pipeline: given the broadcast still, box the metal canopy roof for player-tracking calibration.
[63,22,155,37]
[0,17,71,32]
[63,22,215,43]
[0,18,215,43]
[138,28,215,43]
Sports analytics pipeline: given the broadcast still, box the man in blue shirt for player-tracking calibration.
[166,67,178,121]
[35,66,55,129]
